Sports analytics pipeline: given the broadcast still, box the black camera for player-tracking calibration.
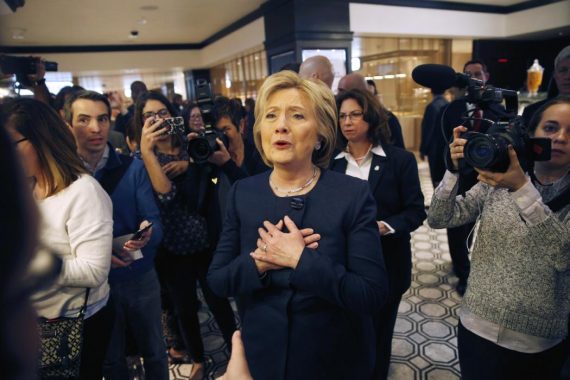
[162,116,185,135]
[454,73,518,115]
[187,129,229,164]
[195,78,214,129]
[0,55,58,88]
[186,78,228,163]
[461,116,551,173]
[411,63,551,173]
[456,78,551,173]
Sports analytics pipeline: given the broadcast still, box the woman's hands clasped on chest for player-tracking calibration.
[250,215,321,274]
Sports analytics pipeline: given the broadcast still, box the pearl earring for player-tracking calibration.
[315,141,322,150]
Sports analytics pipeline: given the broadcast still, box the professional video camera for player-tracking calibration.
[187,79,229,163]
[412,63,551,172]
[460,117,550,172]
[0,55,58,87]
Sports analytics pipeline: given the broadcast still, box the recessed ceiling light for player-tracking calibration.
[140,5,158,11]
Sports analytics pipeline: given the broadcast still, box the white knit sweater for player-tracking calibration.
[32,174,113,319]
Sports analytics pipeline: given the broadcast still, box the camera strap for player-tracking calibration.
[531,172,570,213]
[544,186,570,213]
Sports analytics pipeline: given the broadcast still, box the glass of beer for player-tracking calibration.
[527,59,544,97]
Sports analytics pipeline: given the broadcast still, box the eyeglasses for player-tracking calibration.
[339,111,364,122]
[143,109,170,120]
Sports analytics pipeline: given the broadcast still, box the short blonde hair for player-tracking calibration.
[253,71,337,168]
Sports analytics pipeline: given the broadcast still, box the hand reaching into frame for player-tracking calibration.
[216,330,252,380]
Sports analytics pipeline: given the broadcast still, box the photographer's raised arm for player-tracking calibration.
[140,117,172,194]
[427,126,485,229]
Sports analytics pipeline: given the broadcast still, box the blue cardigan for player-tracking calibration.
[208,169,388,379]
[95,148,163,284]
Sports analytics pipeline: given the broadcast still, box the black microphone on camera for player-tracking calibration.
[290,197,304,210]
[411,64,457,90]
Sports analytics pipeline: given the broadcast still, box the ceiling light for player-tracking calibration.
[11,28,25,40]
[140,5,158,11]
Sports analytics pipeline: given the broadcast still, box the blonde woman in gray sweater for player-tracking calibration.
[428,96,570,380]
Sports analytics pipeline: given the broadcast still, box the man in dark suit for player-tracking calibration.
[420,87,449,188]
[438,59,508,295]
[522,45,570,126]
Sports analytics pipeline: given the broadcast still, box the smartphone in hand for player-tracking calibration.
[131,222,153,241]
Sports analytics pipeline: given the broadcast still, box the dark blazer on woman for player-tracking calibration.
[208,170,389,380]
[330,145,426,298]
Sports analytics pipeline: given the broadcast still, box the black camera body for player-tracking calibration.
[187,129,229,164]
[0,55,58,75]
[455,74,550,173]
[162,116,185,135]
[454,73,518,115]
[186,78,228,163]
[461,116,551,173]
[0,55,58,88]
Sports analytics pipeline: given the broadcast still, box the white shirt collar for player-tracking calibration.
[334,143,386,160]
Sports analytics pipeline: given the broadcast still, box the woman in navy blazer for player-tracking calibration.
[331,89,426,380]
[208,71,389,380]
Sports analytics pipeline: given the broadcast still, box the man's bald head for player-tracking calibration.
[299,55,334,88]
[337,73,368,93]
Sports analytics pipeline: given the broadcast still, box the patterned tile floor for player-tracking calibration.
[167,161,464,380]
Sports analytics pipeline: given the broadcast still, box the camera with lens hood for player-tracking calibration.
[455,74,551,173]
[460,116,551,173]
[187,128,229,164]
[186,78,230,163]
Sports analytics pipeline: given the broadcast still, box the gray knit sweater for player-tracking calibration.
[428,172,570,339]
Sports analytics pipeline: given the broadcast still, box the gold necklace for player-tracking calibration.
[270,166,318,195]
[348,143,372,161]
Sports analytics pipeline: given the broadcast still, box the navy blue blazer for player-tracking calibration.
[330,145,426,298]
[208,170,388,380]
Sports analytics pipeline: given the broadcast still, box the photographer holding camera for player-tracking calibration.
[137,91,238,378]
[438,60,510,295]
[427,96,570,380]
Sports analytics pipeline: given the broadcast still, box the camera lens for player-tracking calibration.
[464,133,512,171]
[464,134,499,169]
[188,138,212,163]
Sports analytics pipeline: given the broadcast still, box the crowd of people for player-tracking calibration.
[0,45,568,380]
